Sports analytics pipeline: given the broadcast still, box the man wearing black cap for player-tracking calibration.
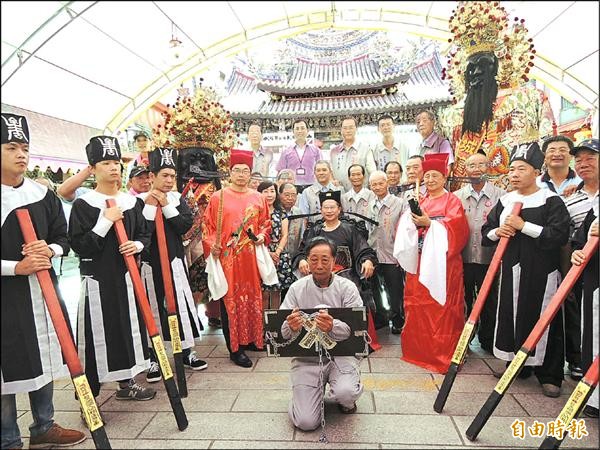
[69,135,156,410]
[127,164,151,196]
[565,138,599,239]
[482,142,570,398]
[140,148,207,383]
[562,138,599,382]
[569,139,599,417]
[1,113,86,449]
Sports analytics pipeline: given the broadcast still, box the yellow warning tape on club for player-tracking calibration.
[168,315,183,354]
[74,375,103,432]
[152,335,173,380]
[451,322,475,364]
[558,383,591,425]
[495,350,528,394]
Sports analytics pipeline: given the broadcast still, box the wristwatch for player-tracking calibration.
[49,247,56,258]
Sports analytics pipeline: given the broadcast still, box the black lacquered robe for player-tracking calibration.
[1,179,70,394]
[69,191,151,385]
[482,189,570,368]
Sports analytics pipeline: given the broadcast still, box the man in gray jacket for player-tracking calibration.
[454,151,505,352]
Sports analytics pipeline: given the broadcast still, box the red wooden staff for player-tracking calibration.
[434,202,523,413]
[539,354,598,449]
[16,209,111,449]
[466,236,599,441]
[105,199,188,431]
[155,206,187,397]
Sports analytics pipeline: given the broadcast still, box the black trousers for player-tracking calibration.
[564,282,582,366]
[218,299,234,353]
[535,309,566,387]
[463,263,498,351]
[372,264,405,328]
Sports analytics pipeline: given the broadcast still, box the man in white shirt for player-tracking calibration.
[341,164,375,218]
[282,236,364,430]
[330,117,376,192]
[248,123,273,178]
[370,115,407,171]
[453,151,505,352]
[536,136,581,197]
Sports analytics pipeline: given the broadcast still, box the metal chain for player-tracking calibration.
[264,311,319,355]
[265,310,375,444]
[317,342,328,444]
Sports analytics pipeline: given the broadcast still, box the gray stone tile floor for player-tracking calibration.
[13,261,599,449]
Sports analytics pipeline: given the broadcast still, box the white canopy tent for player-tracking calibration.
[2,1,599,135]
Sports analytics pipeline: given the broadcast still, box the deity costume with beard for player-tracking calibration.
[440,1,555,191]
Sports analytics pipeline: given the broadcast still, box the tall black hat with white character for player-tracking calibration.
[149,148,178,173]
[1,113,30,144]
[86,136,121,165]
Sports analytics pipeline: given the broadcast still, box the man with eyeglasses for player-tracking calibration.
[536,136,581,197]
[454,151,505,353]
[202,149,271,368]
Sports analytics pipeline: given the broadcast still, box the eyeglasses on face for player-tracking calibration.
[231,168,251,174]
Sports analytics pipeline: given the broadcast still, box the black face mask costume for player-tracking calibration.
[176,146,221,191]
[462,52,499,135]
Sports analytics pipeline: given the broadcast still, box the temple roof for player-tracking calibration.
[223,51,450,118]
[255,55,409,94]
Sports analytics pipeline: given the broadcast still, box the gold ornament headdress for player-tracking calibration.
[152,80,240,172]
[444,1,536,102]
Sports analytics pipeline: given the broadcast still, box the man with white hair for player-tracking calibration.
[368,171,407,333]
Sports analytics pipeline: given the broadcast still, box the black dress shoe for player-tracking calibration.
[230,350,253,368]
[391,326,401,335]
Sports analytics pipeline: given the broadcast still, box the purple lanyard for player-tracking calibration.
[293,144,307,165]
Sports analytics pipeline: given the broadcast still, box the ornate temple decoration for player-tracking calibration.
[220,31,452,133]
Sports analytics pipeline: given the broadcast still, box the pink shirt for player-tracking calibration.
[276,143,322,185]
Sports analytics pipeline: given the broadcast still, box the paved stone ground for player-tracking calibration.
[14,261,599,449]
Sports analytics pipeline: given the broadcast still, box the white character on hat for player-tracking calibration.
[160,149,175,167]
[2,115,28,142]
[97,137,118,157]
